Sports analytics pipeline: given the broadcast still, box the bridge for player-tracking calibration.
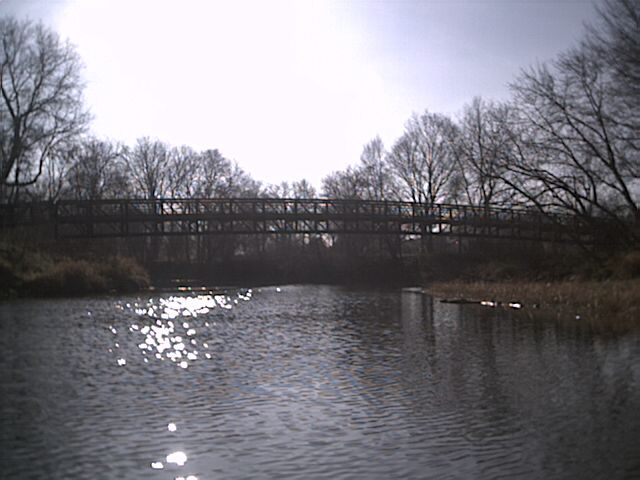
[0,197,598,243]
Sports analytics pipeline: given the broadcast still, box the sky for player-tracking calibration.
[1,0,601,188]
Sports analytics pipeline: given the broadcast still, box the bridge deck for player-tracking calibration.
[1,197,592,242]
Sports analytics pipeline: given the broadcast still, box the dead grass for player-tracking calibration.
[0,239,151,298]
[425,279,640,331]
[25,259,108,295]
[22,256,151,296]
[98,256,151,293]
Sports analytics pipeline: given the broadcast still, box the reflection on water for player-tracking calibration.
[0,285,639,479]
[114,291,252,371]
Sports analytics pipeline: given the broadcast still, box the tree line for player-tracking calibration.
[1,0,638,249]
[323,0,638,247]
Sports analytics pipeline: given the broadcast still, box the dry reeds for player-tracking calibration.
[22,256,151,296]
[426,279,640,331]
[0,238,151,298]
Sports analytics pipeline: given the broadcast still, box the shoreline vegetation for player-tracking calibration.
[1,238,638,332]
[0,241,150,298]
[422,249,640,331]
[425,279,640,331]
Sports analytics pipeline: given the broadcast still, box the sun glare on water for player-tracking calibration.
[108,289,253,370]
[107,288,257,477]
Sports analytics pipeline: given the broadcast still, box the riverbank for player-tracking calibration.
[0,241,150,298]
[425,278,639,331]
[424,249,640,331]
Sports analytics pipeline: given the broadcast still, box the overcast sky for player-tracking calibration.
[2,0,601,188]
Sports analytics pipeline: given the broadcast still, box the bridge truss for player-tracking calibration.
[0,198,596,243]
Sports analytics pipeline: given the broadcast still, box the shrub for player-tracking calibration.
[25,259,108,296]
[23,256,150,296]
[99,256,151,292]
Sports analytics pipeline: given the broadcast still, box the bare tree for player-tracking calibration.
[504,45,638,245]
[219,161,261,198]
[124,137,170,200]
[263,181,290,198]
[194,149,260,198]
[166,145,199,198]
[389,112,457,205]
[195,149,228,198]
[321,166,366,199]
[322,137,396,201]
[29,140,73,201]
[586,0,640,107]
[0,17,89,201]
[448,98,514,209]
[64,137,127,200]
[359,136,396,201]
[291,179,316,199]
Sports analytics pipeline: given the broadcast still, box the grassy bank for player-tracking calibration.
[424,250,640,331]
[426,279,639,328]
[0,241,150,298]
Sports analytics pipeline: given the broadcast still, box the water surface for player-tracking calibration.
[1,285,639,479]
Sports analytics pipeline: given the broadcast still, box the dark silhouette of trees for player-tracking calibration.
[447,98,514,209]
[321,137,395,201]
[65,137,127,200]
[195,149,232,198]
[31,140,73,201]
[291,179,316,199]
[166,145,199,198]
[124,137,170,200]
[216,161,261,198]
[587,0,640,107]
[389,112,456,205]
[0,17,89,202]
[322,166,367,199]
[498,2,639,246]
[359,136,395,201]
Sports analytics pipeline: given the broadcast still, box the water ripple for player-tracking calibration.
[1,286,639,479]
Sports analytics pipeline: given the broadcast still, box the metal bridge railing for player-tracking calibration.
[0,197,601,242]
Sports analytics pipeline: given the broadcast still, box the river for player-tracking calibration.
[1,285,639,479]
